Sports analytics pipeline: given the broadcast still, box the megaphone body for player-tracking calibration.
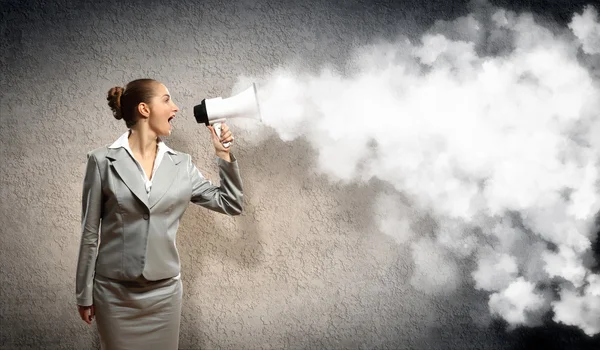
[194,83,261,148]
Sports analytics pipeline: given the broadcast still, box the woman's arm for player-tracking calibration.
[188,153,243,216]
[75,152,102,308]
[187,123,243,215]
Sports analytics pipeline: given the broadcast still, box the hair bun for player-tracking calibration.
[107,86,124,120]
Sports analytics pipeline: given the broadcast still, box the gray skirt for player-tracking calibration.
[93,273,183,350]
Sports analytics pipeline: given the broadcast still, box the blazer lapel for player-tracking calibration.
[107,148,149,209]
[148,152,182,209]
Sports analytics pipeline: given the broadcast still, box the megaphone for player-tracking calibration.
[193,83,262,148]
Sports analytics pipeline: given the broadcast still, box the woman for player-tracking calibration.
[75,78,243,349]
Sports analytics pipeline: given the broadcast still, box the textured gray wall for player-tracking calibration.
[1,0,599,349]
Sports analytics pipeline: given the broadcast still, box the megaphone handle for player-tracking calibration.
[213,122,231,148]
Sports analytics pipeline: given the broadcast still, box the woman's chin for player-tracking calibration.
[160,127,172,137]
[152,124,172,138]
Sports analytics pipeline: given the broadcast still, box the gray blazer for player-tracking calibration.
[75,146,243,306]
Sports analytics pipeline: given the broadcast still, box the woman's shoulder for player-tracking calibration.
[86,145,110,159]
[167,149,192,165]
[162,144,191,161]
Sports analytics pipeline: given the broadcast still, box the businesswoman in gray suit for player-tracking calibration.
[75,78,243,350]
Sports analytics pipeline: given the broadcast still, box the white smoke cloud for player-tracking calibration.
[232,3,600,336]
[570,5,600,55]
[410,237,461,295]
[552,274,600,335]
[373,193,416,245]
[488,277,550,327]
[472,250,519,292]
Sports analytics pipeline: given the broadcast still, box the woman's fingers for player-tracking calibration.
[78,305,93,325]
[207,124,234,148]
[219,124,234,143]
[84,309,91,324]
[220,130,233,142]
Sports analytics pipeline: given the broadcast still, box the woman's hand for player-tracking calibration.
[207,123,234,162]
[78,304,95,325]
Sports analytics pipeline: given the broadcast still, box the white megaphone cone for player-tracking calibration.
[193,83,262,148]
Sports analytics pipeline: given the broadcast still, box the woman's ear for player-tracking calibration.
[137,102,151,118]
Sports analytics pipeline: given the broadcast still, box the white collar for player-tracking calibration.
[108,130,177,154]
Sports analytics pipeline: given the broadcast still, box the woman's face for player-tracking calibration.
[148,83,179,137]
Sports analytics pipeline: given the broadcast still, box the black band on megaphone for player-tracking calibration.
[193,99,209,125]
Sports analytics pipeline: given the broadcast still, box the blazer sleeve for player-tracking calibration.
[188,153,244,216]
[75,152,102,306]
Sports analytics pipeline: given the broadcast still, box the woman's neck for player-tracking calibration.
[127,127,158,159]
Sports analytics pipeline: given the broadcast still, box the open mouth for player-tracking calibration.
[168,116,175,124]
